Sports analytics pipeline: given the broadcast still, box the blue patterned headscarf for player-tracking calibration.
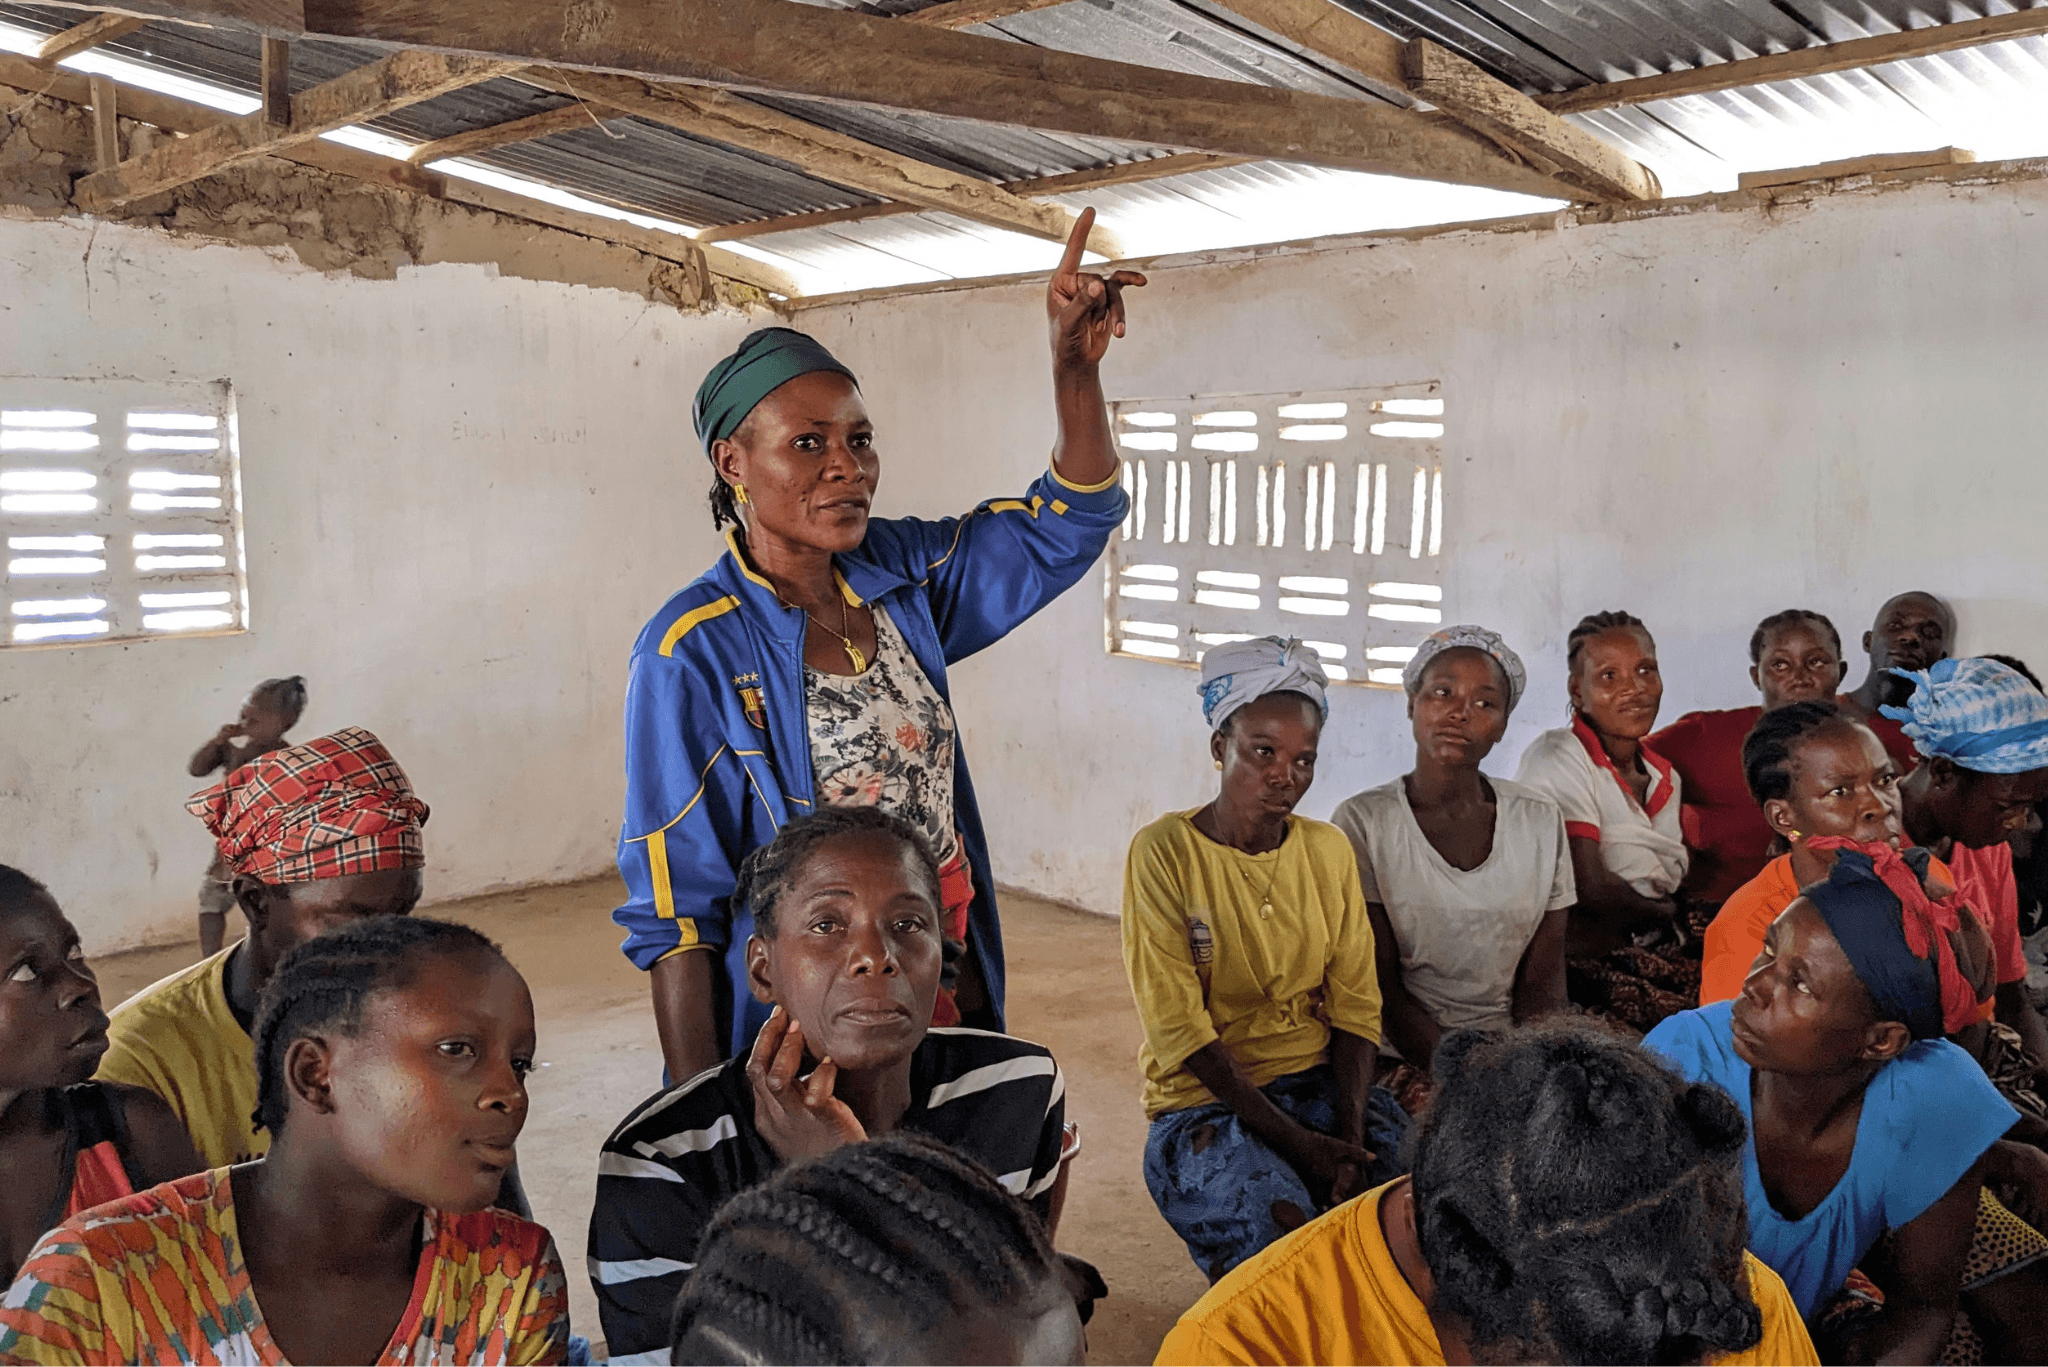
[1402,625,1527,714]
[1882,656,2048,774]
[1199,637,1330,732]
[692,327,857,455]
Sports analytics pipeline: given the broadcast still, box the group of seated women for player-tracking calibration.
[1123,612,2048,1366]
[7,637,2048,1365]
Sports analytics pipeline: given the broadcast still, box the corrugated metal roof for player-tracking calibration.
[3,0,2047,292]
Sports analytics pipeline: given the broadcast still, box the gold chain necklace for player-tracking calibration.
[802,596,867,674]
[1235,852,1284,920]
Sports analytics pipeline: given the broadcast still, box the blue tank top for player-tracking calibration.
[1646,1002,2015,1316]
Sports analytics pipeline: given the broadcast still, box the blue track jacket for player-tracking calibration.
[617,464,1128,1058]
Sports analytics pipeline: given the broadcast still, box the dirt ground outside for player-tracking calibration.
[92,877,1210,1365]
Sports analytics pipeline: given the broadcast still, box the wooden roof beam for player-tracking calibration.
[1200,0,1656,201]
[520,69,1125,257]
[0,48,795,296]
[406,101,614,164]
[900,0,1073,28]
[35,12,150,64]
[697,152,1257,242]
[1539,7,2048,115]
[75,48,519,209]
[33,0,1578,200]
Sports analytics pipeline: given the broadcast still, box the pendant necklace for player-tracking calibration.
[803,596,867,674]
[1236,852,1283,920]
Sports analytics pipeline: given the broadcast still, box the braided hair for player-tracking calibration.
[251,915,503,1135]
[708,475,741,531]
[0,863,52,918]
[252,674,308,725]
[671,1130,1077,1365]
[1565,610,1651,677]
[734,806,941,939]
[1741,700,1848,807]
[1748,609,1841,665]
[1410,1021,1762,1366]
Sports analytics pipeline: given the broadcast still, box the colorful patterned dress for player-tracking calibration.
[0,1169,567,1365]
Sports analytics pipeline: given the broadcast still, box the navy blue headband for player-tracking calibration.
[1802,847,1944,1040]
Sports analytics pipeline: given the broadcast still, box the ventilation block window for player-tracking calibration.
[1106,385,1446,687]
[3,378,247,649]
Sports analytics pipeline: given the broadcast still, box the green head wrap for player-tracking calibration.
[692,327,858,456]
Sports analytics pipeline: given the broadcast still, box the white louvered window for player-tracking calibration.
[1106,385,1446,688]
[3,379,246,648]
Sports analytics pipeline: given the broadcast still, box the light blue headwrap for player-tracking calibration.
[1402,624,1527,714]
[1882,656,2048,774]
[1199,636,1330,732]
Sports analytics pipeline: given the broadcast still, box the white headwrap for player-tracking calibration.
[1402,625,1527,714]
[1198,636,1330,732]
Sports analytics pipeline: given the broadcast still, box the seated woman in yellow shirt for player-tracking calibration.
[1156,1019,1818,1367]
[1122,637,1406,1283]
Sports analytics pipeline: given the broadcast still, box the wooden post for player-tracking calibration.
[88,75,119,170]
[260,37,290,127]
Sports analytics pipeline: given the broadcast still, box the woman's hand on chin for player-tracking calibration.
[747,1005,868,1164]
[1047,208,1145,371]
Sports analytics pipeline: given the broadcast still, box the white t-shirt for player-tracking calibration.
[1514,719,1687,899]
[1331,777,1575,1035]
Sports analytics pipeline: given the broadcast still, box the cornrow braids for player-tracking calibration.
[670,1131,1063,1365]
[1409,1021,1762,1366]
[251,915,502,1135]
[1748,609,1842,665]
[253,675,308,723]
[734,806,941,940]
[1741,700,1847,807]
[0,863,52,919]
[1566,611,1651,677]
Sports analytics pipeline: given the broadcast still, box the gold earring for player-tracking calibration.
[1214,759,1224,771]
[734,482,749,505]
[1789,829,1803,841]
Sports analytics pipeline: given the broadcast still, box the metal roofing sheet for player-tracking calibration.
[5,0,2048,293]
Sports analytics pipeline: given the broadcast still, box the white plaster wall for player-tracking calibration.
[803,174,2048,917]
[0,215,758,950]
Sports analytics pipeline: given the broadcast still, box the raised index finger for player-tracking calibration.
[1057,207,1095,278]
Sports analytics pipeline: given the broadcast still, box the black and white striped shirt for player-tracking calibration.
[586,1027,1067,1364]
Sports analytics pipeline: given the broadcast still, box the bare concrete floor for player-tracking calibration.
[93,877,1208,1365]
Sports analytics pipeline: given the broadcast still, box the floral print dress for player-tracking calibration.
[805,609,961,871]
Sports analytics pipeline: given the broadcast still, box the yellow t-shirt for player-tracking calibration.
[1122,812,1383,1117]
[1155,1182,1820,1367]
[96,946,266,1169]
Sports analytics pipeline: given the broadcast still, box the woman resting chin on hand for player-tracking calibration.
[589,808,1074,1365]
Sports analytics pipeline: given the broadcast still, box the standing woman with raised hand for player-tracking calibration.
[619,212,1140,1081]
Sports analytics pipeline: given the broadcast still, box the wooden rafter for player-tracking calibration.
[259,37,290,126]
[1007,152,1254,195]
[0,49,796,295]
[1402,39,1657,201]
[698,152,1258,242]
[1201,0,1656,201]
[900,0,1074,28]
[30,0,1578,200]
[74,50,518,210]
[519,69,1124,256]
[406,102,612,164]
[1539,8,2048,115]
[35,12,149,64]
[695,202,904,243]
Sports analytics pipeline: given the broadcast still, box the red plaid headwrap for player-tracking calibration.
[1805,837,1984,1036]
[186,726,429,884]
